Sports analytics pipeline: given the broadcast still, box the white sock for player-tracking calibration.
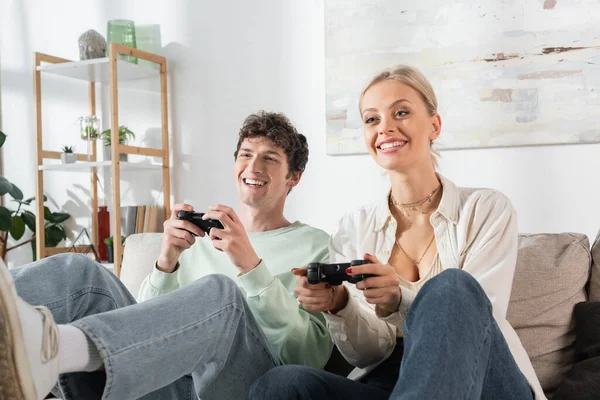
[57,325,103,374]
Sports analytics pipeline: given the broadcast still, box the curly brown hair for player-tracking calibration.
[234,111,309,177]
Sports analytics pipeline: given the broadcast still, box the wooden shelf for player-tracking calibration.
[33,43,171,279]
[36,57,158,83]
[38,161,163,172]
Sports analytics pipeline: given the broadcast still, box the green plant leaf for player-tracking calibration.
[22,210,36,232]
[46,225,65,247]
[0,130,6,148]
[0,206,12,231]
[12,194,47,206]
[0,177,13,196]
[44,206,52,220]
[101,125,135,146]
[12,197,33,206]
[8,183,23,201]
[47,212,70,224]
[10,215,25,241]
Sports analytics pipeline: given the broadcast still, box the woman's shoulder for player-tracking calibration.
[453,185,516,223]
[457,186,514,209]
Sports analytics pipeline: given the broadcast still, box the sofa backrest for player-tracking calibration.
[120,233,163,299]
[507,233,591,396]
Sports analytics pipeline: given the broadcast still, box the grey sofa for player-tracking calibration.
[119,231,600,399]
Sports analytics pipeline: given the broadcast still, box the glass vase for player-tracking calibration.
[135,24,161,69]
[107,19,138,64]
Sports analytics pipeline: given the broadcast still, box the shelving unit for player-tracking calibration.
[34,43,171,277]
[38,160,163,172]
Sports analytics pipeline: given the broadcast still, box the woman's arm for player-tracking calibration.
[458,192,519,320]
[322,213,397,368]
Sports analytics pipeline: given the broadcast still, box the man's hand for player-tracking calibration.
[292,267,349,314]
[203,204,261,274]
[157,203,205,273]
[351,253,402,317]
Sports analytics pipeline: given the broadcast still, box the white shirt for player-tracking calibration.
[323,174,546,399]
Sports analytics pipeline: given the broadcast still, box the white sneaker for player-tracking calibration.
[0,265,59,400]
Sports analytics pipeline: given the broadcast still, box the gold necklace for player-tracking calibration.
[395,234,435,267]
[389,184,441,216]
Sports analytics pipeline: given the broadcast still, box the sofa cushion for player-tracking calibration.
[120,233,163,298]
[589,230,600,302]
[553,301,600,400]
[507,233,590,394]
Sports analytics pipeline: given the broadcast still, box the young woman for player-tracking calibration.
[249,65,545,399]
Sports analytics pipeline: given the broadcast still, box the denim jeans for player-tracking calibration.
[250,269,533,400]
[11,253,280,400]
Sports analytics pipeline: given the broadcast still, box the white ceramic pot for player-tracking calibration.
[103,146,127,162]
[61,153,77,164]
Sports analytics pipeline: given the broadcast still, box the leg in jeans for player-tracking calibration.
[11,253,192,399]
[249,340,405,400]
[11,253,136,324]
[250,365,391,400]
[12,253,279,400]
[250,269,533,400]
[69,270,280,400]
[391,269,532,399]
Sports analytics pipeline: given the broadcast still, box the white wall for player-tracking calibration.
[1,0,598,266]
[276,1,600,245]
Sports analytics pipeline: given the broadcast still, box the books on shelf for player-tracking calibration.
[121,205,164,236]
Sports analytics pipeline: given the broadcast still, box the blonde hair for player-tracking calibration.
[359,65,440,169]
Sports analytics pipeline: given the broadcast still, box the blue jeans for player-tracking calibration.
[10,253,280,400]
[250,269,533,400]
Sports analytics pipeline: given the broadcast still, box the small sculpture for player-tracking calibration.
[78,29,107,60]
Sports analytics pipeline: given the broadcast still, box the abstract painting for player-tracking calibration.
[325,0,600,154]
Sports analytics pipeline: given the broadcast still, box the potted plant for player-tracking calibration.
[79,115,99,140]
[60,145,77,164]
[103,235,126,263]
[101,125,135,161]
[1,130,72,261]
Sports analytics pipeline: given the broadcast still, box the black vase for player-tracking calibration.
[106,245,114,263]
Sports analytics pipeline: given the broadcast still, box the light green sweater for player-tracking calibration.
[137,221,333,369]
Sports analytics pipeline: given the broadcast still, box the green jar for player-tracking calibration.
[106,19,137,64]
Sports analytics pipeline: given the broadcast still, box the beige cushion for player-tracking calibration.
[120,233,163,298]
[507,233,590,394]
[589,230,600,302]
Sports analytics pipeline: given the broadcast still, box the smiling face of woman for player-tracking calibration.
[360,79,441,173]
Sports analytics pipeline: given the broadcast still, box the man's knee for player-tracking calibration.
[14,253,106,288]
[189,274,244,303]
[55,253,108,281]
[12,253,120,310]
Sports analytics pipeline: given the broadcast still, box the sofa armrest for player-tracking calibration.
[120,233,163,297]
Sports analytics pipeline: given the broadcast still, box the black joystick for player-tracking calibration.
[176,211,224,235]
[306,260,376,285]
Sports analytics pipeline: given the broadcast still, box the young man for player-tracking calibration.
[0,112,334,400]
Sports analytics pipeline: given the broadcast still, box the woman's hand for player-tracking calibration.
[349,253,402,317]
[292,267,349,313]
